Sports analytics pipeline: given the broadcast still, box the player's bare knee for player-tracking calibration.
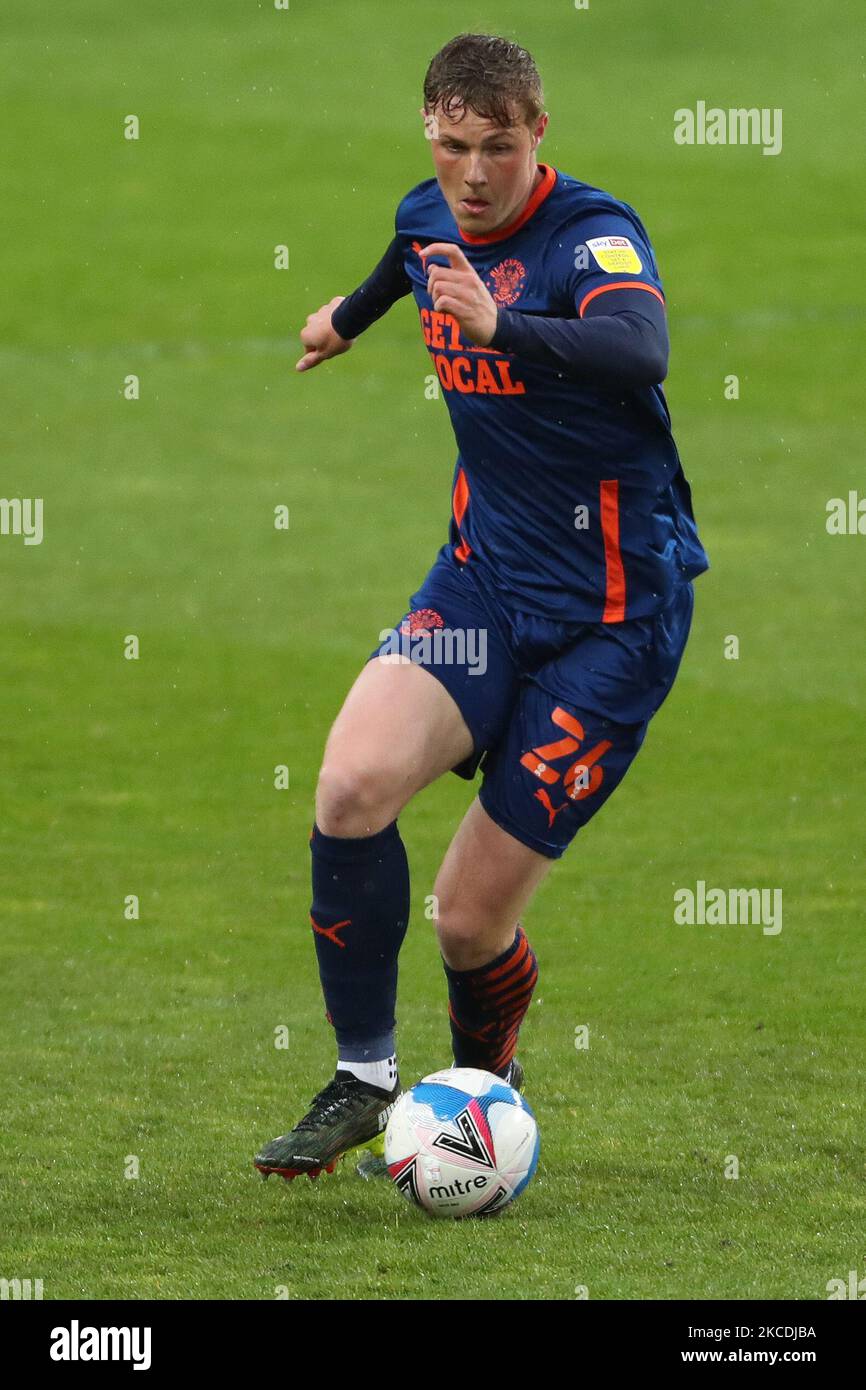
[435,902,492,966]
[315,758,402,837]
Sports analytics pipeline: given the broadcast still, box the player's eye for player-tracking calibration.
[441,140,511,154]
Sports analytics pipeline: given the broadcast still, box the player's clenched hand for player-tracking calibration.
[422,242,498,347]
[296,296,354,372]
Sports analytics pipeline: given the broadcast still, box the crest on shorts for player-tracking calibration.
[400,608,445,638]
[487,257,526,306]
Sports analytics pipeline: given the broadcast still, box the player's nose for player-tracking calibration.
[464,157,487,187]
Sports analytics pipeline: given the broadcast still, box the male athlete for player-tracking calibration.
[255,33,708,1181]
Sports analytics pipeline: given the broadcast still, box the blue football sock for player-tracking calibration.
[310,819,410,1062]
[443,926,538,1077]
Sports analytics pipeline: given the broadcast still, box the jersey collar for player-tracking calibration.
[457,163,557,246]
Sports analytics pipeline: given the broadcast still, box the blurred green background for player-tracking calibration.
[0,0,863,1299]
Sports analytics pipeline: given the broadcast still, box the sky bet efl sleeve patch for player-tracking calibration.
[585,235,643,274]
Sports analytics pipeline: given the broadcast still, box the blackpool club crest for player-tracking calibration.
[486,257,527,306]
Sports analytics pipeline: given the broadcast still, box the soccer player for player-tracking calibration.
[255,33,708,1180]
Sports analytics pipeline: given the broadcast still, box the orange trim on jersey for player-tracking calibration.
[459,163,557,246]
[599,479,626,623]
[452,466,472,562]
[578,280,665,319]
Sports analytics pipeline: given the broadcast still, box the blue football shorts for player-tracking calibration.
[368,543,695,859]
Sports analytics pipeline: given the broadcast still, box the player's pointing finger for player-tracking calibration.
[421,241,472,269]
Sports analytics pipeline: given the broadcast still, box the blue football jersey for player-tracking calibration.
[394,163,709,622]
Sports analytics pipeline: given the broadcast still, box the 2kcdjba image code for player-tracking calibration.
[682,1327,818,1364]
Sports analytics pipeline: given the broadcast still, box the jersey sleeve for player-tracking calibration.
[548,208,666,320]
[489,293,669,386]
[330,229,412,340]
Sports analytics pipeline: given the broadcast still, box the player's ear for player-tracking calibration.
[421,105,440,141]
[531,112,549,148]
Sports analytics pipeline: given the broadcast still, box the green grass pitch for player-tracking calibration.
[1,0,864,1300]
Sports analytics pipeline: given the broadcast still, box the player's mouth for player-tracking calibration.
[459,197,490,215]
